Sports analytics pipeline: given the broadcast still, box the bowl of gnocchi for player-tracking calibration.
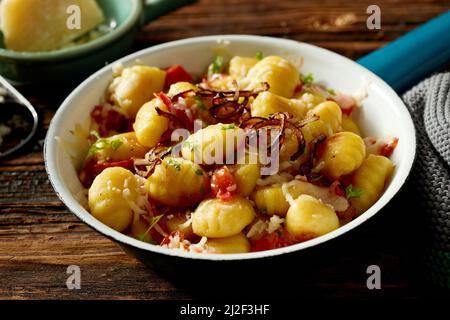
[45,35,416,267]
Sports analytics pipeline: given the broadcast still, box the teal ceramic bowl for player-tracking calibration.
[0,0,193,84]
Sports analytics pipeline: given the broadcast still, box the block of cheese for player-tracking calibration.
[0,0,104,52]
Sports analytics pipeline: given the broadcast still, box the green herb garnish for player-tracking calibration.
[139,214,164,242]
[194,95,206,110]
[167,158,182,171]
[255,51,264,60]
[85,130,123,160]
[345,184,363,199]
[110,140,123,150]
[207,55,225,78]
[309,175,323,182]
[85,131,108,160]
[183,141,197,152]
[300,73,314,85]
[327,88,336,95]
[194,168,204,176]
[222,124,236,130]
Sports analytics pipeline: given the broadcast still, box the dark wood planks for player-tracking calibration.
[0,0,448,300]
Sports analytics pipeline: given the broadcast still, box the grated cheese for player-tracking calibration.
[246,220,268,239]
[257,172,294,186]
[266,215,285,234]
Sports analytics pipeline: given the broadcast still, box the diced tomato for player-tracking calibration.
[211,166,237,201]
[379,137,399,157]
[250,228,297,252]
[164,65,193,88]
[92,159,135,176]
[80,159,134,187]
[91,105,128,136]
[294,83,303,94]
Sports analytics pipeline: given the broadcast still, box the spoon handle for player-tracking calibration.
[357,10,450,93]
[141,0,196,24]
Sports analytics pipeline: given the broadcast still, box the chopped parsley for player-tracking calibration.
[194,168,204,176]
[139,214,164,242]
[222,123,236,130]
[167,158,182,171]
[110,140,123,150]
[255,51,264,60]
[207,55,225,78]
[85,130,122,160]
[327,88,336,95]
[183,140,197,152]
[345,184,363,199]
[194,95,206,110]
[308,174,323,182]
[300,73,314,85]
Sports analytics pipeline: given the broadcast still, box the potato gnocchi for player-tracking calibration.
[80,54,397,254]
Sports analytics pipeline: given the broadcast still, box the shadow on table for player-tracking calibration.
[124,185,439,300]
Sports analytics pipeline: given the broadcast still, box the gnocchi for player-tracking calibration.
[109,66,166,118]
[94,132,148,162]
[80,55,398,254]
[317,132,366,179]
[88,167,143,232]
[206,233,251,254]
[229,56,258,79]
[147,157,210,207]
[133,97,170,148]
[245,56,300,98]
[286,194,339,238]
[251,91,308,119]
[192,197,255,238]
[181,123,245,165]
[252,185,290,216]
[350,155,394,214]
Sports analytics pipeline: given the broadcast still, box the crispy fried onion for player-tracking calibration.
[240,112,306,161]
[171,81,269,123]
[205,82,269,122]
[134,142,174,178]
[155,93,194,137]
[299,134,326,176]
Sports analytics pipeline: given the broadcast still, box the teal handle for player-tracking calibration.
[357,10,450,92]
[142,0,195,24]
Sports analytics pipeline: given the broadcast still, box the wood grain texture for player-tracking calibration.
[0,0,449,300]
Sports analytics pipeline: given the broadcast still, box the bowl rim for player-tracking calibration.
[45,34,417,261]
[0,0,142,62]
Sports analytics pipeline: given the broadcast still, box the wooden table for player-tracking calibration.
[1,0,449,300]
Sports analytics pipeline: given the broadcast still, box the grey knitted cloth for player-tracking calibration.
[403,73,450,288]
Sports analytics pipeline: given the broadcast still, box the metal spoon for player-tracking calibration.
[0,76,38,159]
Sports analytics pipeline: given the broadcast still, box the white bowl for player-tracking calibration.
[44,35,416,263]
